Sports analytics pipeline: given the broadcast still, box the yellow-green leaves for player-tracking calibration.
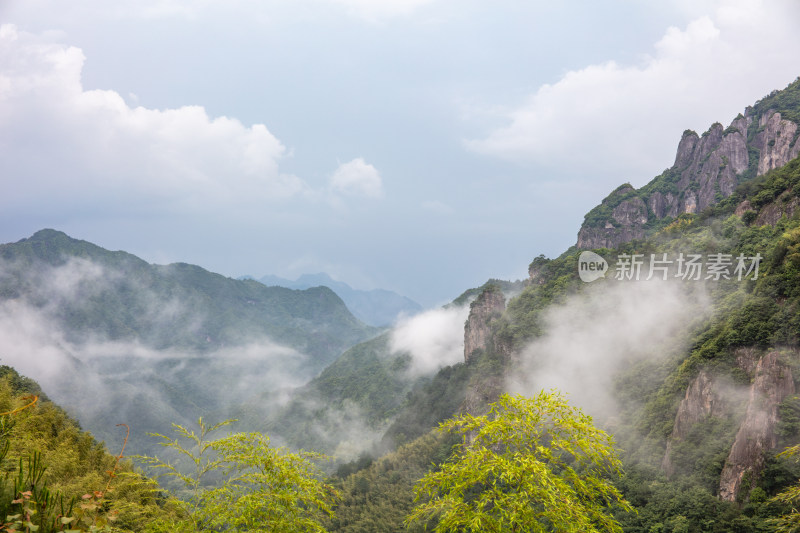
[139,420,339,532]
[406,391,632,533]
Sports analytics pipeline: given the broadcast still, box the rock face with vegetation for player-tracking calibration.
[661,370,729,477]
[463,285,505,363]
[719,351,796,501]
[578,77,800,250]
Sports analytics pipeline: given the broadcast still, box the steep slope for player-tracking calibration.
[0,366,178,531]
[264,280,524,459]
[335,158,800,529]
[578,77,800,250]
[264,333,418,457]
[257,272,422,327]
[0,229,378,455]
[293,82,800,530]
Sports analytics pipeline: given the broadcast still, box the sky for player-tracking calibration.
[1,0,799,307]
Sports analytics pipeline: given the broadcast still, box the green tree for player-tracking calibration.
[770,443,800,532]
[405,391,632,533]
[201,433,339,532]
[140,419,339,532]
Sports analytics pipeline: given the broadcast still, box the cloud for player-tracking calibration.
[507,279,712,421]
[466,1,800,182]
[0,24,307,216]
[390,305,469,376]
[329,157,384,198]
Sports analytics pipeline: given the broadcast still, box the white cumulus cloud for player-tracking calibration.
[329,157,384,198]
[0,24,306,216]
[466,0,800,183]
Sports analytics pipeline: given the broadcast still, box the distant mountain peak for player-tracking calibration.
[254,272,422,327]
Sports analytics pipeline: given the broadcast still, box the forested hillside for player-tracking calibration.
[0,229,378,456]
[324,81,800,531]
[0,366,181,532]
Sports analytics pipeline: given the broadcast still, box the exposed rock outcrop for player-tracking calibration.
[755,190,800,226]
[463,286,505,363]
[734,200,753,217]
[719,351,795,501]
[662,350,797,498]
[662,371,728,477]
[461,374,504,417]
[576,79,800,250]
[528,255,550,285]
[734,346,761,377]
[649,191,679,219]
[753,111,800,176]
[576,185,647,248]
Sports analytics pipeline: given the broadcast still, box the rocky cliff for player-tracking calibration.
[463,285,506,363]
[719,351,795,501]
[577,78,800,250]
[661,348,797,499]
[661,370,730,477]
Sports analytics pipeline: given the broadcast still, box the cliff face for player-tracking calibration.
[661,349,796,498]
[463,286,506,363]
[577,78,800,250]
[576,186,647,249]
[753,111,800,176]
[662,370,729,477]
[719,351,795,501]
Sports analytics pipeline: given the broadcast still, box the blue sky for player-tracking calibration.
[1,0,799,306]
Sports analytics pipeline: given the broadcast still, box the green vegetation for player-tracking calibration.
[326,431,456,532]
[406,392,631,532]
[753,77,800,124]
[450,279,524,308]
[581,184,640,229]
[139,419,339,532]
[0,367,181,532]
[382,362,472,449]
[0,229,380,458]
[0,229,377,359]
[769,443,800,532]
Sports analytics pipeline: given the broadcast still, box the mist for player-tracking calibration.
[507,278,713,421]
[0,253,366,457]
[389,305,470,376]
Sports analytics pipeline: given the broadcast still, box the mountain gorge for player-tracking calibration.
[325,77,800,531]
[3,78,800,531]
[0,229,379,454]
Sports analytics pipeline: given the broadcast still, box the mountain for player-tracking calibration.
[4,81,800,532]
[578,77,800,250]
[325,80,800,530]
[255,272,422,327]
[0,229,378,454]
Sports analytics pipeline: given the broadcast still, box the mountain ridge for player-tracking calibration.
[0,228,380,456]
[577,77,800,250]
[252,272,422,327]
